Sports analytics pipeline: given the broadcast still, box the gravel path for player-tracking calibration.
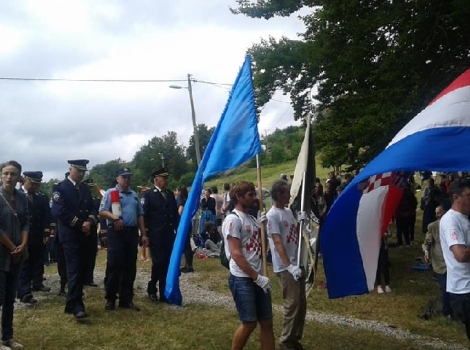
[18,266,467,350]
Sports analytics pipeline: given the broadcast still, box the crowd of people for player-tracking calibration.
[3,160,470,349]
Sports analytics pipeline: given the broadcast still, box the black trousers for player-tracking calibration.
[56,241,67,290]
[62,239,87,314]
[147,232,175,300]
[105,226,138,305]
[18,244,45,298]
[450,292,470,341]
[83,229,98,284]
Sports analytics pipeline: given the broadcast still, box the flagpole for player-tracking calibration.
[296,171,306,269]
[256,154,268,277]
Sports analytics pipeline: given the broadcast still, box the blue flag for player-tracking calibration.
[165,55,261,305]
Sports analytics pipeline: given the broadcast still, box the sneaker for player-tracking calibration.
[20,294,37,304]
[385,285,392,293]
[377,286,384,294]
[3,339,23,350]
[180,266,194,273]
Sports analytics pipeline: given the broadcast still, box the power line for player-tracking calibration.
[0,77,188,83]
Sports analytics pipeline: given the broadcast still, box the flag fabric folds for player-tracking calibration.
[321,68,470,299]
[165,55,262,305]
[288,116,320,296]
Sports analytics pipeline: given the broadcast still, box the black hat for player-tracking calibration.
[83,178,95,187]
[151,167,169,178]
[23,171,43,184]
[116,167,133,177]
[67,159,89,171]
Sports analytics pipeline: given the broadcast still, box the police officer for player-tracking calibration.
[82,178,99,287]
[99,168,146,311]
[141,167,178,303]
[51,160,97,320]
[17,171,51,304]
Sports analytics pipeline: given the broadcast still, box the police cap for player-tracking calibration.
[67,159,89,171]
[116,167,133,177]
[23,171,43,184]
[151,167,169,178]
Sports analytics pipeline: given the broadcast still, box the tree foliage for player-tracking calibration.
[234,0,470,168]
[187,124,215,169]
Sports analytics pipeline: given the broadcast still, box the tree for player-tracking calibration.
[132,131,188,185]
[233,0,470,167]
[187,124,215,169]
[89,159,129,189]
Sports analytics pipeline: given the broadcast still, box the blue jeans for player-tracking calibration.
[0,266,21,341]
[436,273,452,317]
[228,274,273,323]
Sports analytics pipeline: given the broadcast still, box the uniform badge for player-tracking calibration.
[52,191,60,202]
[450,229,458,241]
[141,197,145,206]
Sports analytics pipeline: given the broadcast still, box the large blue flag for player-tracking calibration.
[165,55,261,305]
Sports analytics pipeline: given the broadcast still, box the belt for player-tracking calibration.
[108,225,137,230]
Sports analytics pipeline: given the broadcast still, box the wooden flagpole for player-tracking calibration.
[256,154,268,276]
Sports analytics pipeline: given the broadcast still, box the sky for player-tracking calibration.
[0,0,305,181]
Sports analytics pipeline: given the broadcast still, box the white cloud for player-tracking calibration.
[0,0,305,180]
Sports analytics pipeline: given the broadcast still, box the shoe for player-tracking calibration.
[445,314,454,322]
[74,311,88,319]
[148,293,158,303]
[64,307,73,314]
[385,285,392,293]
[58,290,66,297]
[119,302,140,311]
[2,339,23,349]
[33,286,51,292]
[105,301,115,311]
[20,294,37,304]
[377,286,384,294]
[159,296,170,304]
[0,345,11,350]
[180,266,194,273]
[85,282,98,287]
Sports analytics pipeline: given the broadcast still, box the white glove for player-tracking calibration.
[297,211,307,221]
[254,275,271,293]
[257,211,267,225]
[287,264,302,281]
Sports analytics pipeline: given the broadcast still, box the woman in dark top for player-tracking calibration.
[179,186,194,273]
[0,160,29,349]
[199,189,216,236]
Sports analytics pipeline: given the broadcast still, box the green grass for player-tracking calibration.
[15,237,468,350]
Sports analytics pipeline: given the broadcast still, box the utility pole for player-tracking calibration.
[187,74,201,166]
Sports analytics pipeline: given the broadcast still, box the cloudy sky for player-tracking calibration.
[0,0,305,180]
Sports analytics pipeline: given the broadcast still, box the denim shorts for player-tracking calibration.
[228,274,273,323]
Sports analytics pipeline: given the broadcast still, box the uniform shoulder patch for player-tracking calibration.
[52,191,61,202]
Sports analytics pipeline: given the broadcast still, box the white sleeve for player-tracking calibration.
[266,211,281,238]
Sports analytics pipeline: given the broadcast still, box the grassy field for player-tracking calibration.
[14,239,468,349]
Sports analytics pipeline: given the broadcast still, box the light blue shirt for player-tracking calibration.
[99,185,143,227]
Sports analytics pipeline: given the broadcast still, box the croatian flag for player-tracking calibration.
[321,68,470,299]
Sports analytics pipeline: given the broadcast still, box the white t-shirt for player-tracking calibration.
[440,209,470,294]
[222,209,262,277]
[267,206,298,273]
[211,193,224,220]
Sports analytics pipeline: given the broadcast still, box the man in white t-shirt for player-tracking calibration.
[221,183,232,218]
[222,181,274,350]
[267,179,305,350]
[440,178,470,343]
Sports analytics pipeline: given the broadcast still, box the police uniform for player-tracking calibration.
[51,160,97,319]
[17,171,51,303]
[82,178,99,287]
[142,167,178,302]
[99,168,143,309]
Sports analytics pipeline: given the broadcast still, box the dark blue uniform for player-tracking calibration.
[18,189,50,299]
[83,196,100,286]
[142,186,178,301]
[51,179,97,315]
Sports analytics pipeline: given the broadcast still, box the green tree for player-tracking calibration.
[89,159,128,189]
[187,124,215,169]
[132,131,188,184]
[233,0,470,167]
